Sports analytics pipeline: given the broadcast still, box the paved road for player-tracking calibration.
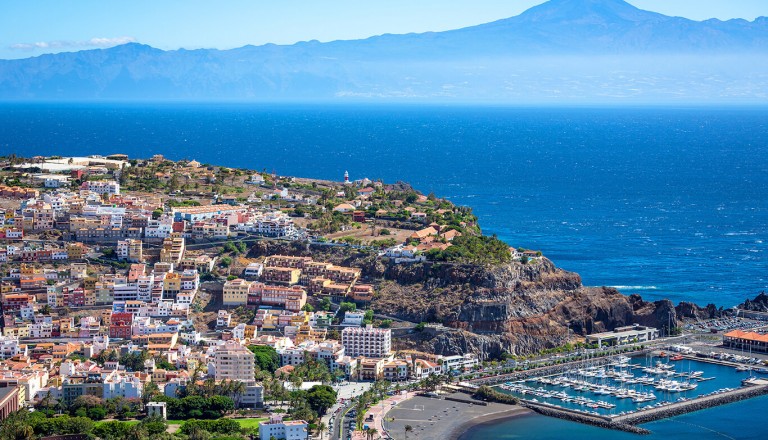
[326,382,372,440]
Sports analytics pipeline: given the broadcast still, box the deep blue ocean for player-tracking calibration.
[2,103,766,307]
[1,102,767,438]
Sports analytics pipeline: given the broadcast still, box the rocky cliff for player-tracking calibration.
[738,291,768,312]
[248,241,681,359]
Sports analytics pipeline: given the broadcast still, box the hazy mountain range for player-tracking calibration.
[1,0,767,103]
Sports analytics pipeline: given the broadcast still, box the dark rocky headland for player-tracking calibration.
[249,240,734,360]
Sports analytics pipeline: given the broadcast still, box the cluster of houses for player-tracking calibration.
[0,188,300,243]
[225,255,375,308]
[0,157,494,431]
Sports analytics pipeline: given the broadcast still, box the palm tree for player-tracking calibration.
[405,425,413,439]
[202,377,217,397]
[317,421,327,440]
[231,380,247,409]
[142,381,160,406]
[0,411,34,440]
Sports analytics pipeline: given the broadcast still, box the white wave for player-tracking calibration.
[609,285,659,290]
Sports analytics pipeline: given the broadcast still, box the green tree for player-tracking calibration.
[306,385,337,416]
[143,381,161,405]
[87,406,107,420]
[93,420,132,440]
[140,416,168,436]
[0,411,34,440]
[248,345,280,373]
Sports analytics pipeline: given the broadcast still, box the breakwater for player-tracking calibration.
[521,400,650,434]
[518,382,768,434]
[614,383,768,425]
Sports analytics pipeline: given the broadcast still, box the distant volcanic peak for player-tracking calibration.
[515,0,665,24]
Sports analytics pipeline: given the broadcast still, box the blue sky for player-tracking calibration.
[1,0,765,60]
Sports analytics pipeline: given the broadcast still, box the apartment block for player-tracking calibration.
[341,325,391,358]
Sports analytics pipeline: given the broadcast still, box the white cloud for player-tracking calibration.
[9,36,136,51]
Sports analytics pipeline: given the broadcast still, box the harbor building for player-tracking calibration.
[586,324,659,348]
[723,330,768,353]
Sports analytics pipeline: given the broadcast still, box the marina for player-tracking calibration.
[494,354,765,421]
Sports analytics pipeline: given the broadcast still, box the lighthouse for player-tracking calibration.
[344,170,349,184]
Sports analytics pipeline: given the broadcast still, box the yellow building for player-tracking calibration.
[67,243,87,260]
[3,326,30,339]
[163,272,182,301]
[83,277,97,290]
[83,289,96,306]
[290,312,310,327]
[262,267,301,285]
[20,264,41,276]
[222,278,252,306]
[294,323,326,344]
[0,282,15,300]
[160,235,185,265]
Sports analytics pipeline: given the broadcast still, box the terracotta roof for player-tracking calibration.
[724,330,768,343]
[409,227,437,239]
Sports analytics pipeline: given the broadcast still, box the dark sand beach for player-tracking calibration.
[383,393,531,440]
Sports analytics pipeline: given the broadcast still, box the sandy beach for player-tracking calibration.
[382,393,532,440]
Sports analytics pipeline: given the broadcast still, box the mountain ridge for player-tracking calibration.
[1,0,767,102]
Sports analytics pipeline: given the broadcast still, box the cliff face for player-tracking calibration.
[374,259,679,358]
[248,241,680,359]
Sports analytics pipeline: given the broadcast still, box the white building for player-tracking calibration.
[259,416,308,440]
[243,262,263,278]
[145,216,174,239]
[216,310,232,328]
[341,311,365,327]
[103,372,143,400]
[341,325,391,358]
[43,175,71,188]
[382,245,425,263]
[211,341,255,384]
[113,282,139,302]
[439,354,480,374]
[0,336,24,359]
[146,401,167,419]
[241,384,264,408]
[81,180,120,195]
[586,324,660,348]
[29,322,53,339]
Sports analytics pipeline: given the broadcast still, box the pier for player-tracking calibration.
[521,382,768,434]
[612,381,768,425]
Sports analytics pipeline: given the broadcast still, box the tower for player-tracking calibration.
[344,170,349,184]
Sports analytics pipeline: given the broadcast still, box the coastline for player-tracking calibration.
[446,406,533,440]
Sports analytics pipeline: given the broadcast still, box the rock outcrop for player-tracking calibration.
[739,291,768,312]
[248,241,682,359]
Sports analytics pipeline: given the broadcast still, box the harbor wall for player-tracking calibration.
[613,384,768,425]
[521,401,650,435]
